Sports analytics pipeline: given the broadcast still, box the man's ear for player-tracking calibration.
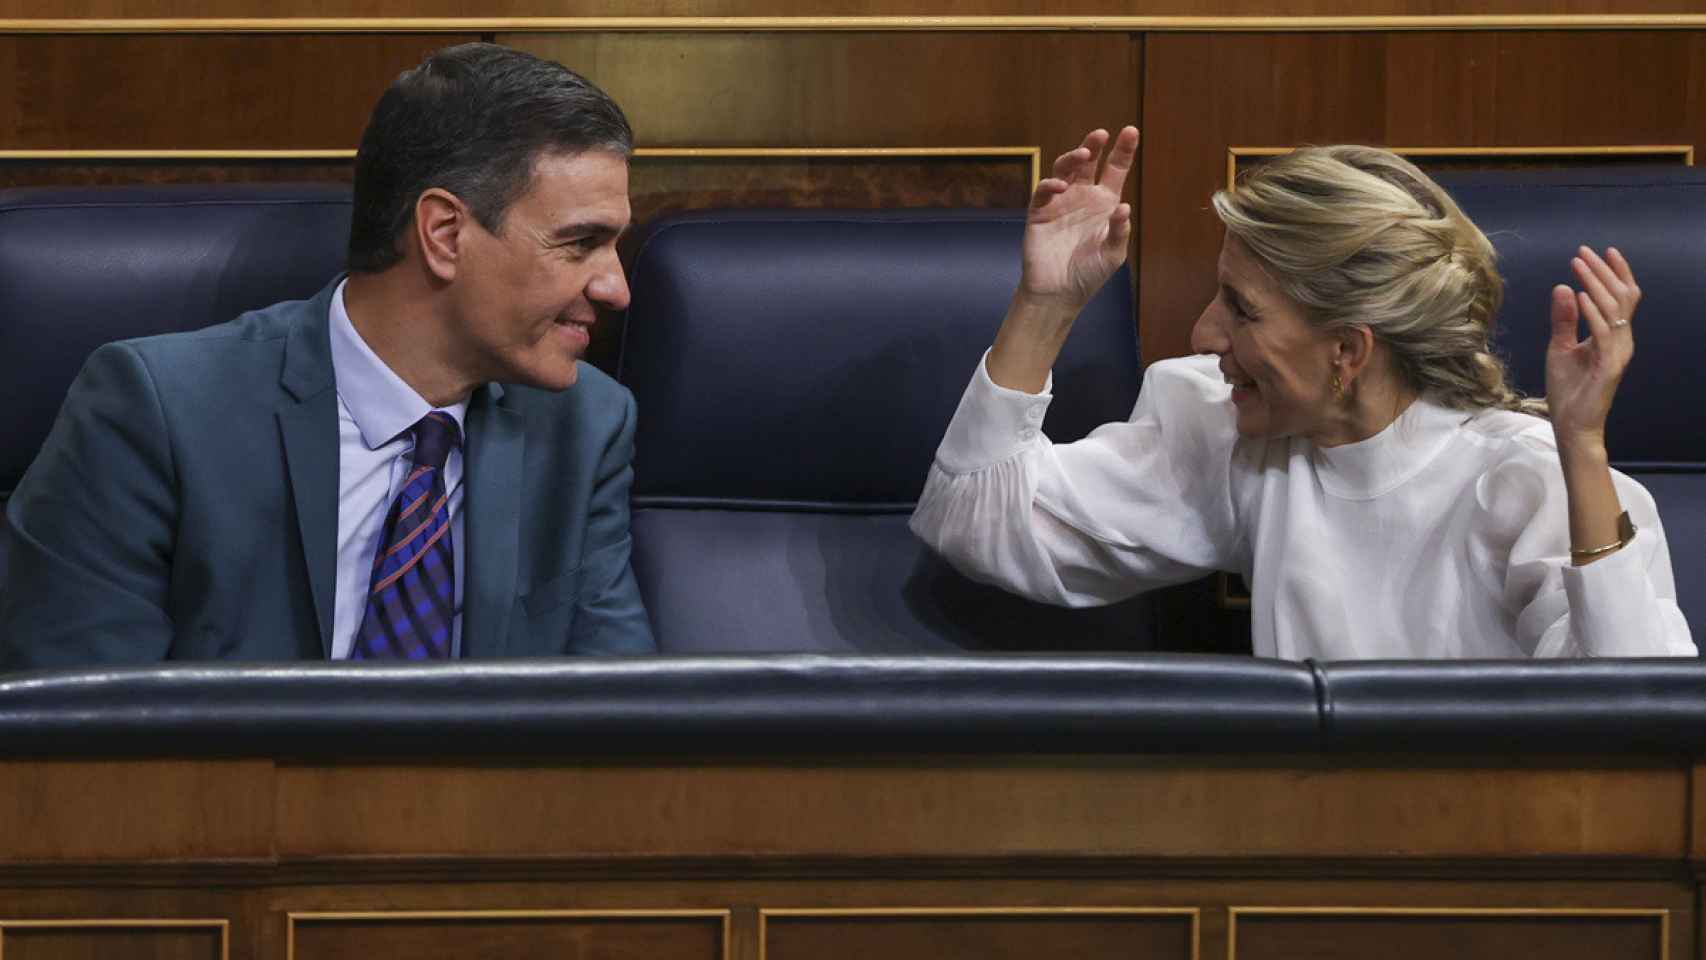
[414,188,467,282]
[1336,324,1377,387]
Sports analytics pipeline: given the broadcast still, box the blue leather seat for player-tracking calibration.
[617,210,1157,652]
[1436,167,1706,636]
[0,183,354,591]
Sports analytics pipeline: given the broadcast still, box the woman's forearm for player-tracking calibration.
[1557,435,1626,565]
[986,292,1082,394]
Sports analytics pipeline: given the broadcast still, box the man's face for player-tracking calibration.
[450,148,631,391]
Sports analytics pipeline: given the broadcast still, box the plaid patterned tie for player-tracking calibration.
[350,411,460,660]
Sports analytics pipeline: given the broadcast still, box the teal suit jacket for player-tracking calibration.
[0,281,655,667]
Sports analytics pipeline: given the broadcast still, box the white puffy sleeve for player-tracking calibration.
[1470,430,1696,658]
[909,352,1245,607]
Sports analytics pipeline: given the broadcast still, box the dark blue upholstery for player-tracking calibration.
[1435,167,1706,634]
[0,184,354,593]
[618,210,1155,653]
[0,184,353,497]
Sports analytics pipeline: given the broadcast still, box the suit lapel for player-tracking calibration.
[461,383,524,658]
[276,282,342,657]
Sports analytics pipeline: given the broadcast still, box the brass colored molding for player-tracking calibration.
[4,15,1706,33]
[287,909,732,960]
[1226,144,1696,187]
[0,919,230,960]
[759,907,1201,960]
[1227,906,1670,960]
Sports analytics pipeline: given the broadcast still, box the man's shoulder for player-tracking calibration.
[116,294,316,361]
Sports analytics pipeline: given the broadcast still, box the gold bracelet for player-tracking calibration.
[1571,510,1636,562]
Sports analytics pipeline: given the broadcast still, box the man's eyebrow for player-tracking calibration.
[547,221,625,241]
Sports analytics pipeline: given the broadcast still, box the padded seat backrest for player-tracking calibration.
[618,210,1154,653]
[1436,167,1706,635]
[0,184,354,591]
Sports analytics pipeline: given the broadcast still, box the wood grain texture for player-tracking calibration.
[0,761,274,862]
[289,915,723,960]
[1139,30,1706,361]
[506,32,1138,158]
[6,1,1706,20]
[763,912,1193,960]
[1,927,222,960]
[1231,912,1665,960]
[0,34,472,150]
[272,758,1687,861]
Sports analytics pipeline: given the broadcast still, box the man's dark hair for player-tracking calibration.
[347,43,633,273]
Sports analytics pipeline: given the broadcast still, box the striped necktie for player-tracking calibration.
[350,411,460,660]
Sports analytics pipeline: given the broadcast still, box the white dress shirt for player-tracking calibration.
[911,352,1697,659]
[327,280,468,658]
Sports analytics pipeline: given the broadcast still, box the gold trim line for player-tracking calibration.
[1,145,1043,188]
[1226,907,1668,960]
[4,15,1706,33]
[1227,144,1696,187]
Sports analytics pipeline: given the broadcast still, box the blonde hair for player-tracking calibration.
[1211,146,1545,417]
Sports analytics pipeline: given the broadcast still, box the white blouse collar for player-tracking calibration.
[1310,396,1468,500]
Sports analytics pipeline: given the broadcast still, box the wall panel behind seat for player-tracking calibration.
[1138,30,1706,362]
[0,34,471,151]
[505,32,1138,212]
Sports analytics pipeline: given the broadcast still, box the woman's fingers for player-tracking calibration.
[1029,177,1069,210]
[1103,202,1133,253]
[1606,246,1639,290]
[1549,284,1579,351]
[1097,126,1140,193]
[1078,129,1108,183]
[1051,148,1087,180]
[1576,289,1610,344]
[1572,254,1622,330]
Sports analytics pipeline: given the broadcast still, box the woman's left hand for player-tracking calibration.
[1546,246,1638,455]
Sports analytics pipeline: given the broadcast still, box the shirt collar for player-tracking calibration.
[1310,396,1465,500]
[328,278,469,451]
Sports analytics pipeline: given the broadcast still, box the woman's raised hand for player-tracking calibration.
[1546,246,1638,454]
[1018,126,1139,310]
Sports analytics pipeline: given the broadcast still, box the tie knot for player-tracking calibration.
[410,411,461,471]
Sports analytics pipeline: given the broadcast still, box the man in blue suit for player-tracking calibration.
[0,43,656,666]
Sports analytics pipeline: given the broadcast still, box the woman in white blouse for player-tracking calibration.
[911,127,1696,658]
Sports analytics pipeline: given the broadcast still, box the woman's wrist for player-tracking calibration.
[987,291,1080,393]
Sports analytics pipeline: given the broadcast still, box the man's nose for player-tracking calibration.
[588,252,631,311]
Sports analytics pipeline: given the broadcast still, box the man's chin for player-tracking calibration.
[510,358,580,392]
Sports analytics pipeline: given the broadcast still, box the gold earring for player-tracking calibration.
[1330,371,1344,402]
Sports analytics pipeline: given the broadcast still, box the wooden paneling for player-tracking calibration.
[0,761,274,862]
[762,910,1194,960]
[1,925,223,960]
[1230,909,1667,960]
[288,913,725,960]
[1139,30,1706,361]
[506,33,1138,160]
[0,35,471,150]
[6,2,1706,21]
[272,759,1686,860]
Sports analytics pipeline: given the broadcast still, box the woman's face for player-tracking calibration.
[1189,234,1341,441]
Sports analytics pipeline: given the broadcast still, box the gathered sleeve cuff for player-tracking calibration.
[933,350,1054,475]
